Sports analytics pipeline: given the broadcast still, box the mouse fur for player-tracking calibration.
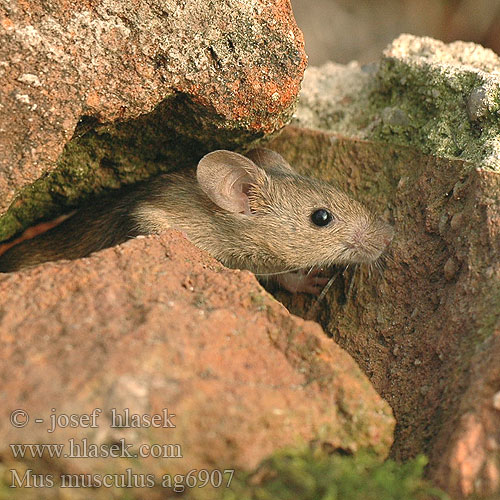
[0,149,393,292]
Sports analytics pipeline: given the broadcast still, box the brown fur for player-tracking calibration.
[0,186,149,272]
[0,150,393,274]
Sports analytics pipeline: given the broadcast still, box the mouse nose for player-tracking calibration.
[348,218,394,261]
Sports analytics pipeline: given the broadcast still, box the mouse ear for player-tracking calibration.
[197,150,266,214]
[245,148,294,174]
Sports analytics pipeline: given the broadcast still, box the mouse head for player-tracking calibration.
[197,148,393,272]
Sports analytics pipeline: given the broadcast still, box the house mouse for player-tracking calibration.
[0,148,393,293]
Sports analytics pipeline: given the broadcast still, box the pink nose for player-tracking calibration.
[350,220,394,252]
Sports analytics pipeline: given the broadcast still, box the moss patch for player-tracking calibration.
[294,34,500,172]
[0,93,264,242]
[218,448,448,500]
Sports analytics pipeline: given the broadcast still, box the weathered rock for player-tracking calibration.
[0,231,394,499]
[286,38,500,496]
[434,331,500,498]
[0,0,306,240]
[293,60,375,136]
[269,125,500,499]
[294,34,500,172]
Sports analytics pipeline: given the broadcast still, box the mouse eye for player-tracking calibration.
[311,209,333,227]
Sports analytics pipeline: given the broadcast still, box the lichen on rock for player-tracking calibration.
[0,0,306,241]
[273,33,500,497]
[294,34,500,172]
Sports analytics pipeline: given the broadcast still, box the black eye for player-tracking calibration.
[311,209,333,227]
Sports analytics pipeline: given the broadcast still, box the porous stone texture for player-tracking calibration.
[290,35,500,498]
[294,34,500,172]
[294,61,375,136]
[0,0,305,240]
[0,231,394,499]
[434,332,500,498]
[269,126,499,500]
[288,39,500,497]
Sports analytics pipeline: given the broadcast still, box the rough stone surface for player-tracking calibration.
[434,332,500,498]
[0,231,394,499]
[0,0,305,240]
[293,61,374,136]
[269,126,500,500]
[293,34,500,172]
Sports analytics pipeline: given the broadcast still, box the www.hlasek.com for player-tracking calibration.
[10,438,182,459]
[10,468,235,492]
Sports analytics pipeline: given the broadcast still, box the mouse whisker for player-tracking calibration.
[317,270,340,301]
[378,269,386,285]
[373,259,382,273]
[346,264,359,301]
[377,261,388,283]
[255,266,306,278]
[381,250,395,266]
[307,268,342,320]
[378,260,388,276]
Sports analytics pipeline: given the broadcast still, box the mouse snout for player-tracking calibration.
[346,218,394,263]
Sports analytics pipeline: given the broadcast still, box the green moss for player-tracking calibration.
[249,291,268,312]
[0,93,264,242]
[295,35,500,174]
[218,448,448,500]
[368,57,500,168]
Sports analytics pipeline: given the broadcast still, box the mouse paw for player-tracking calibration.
[276,269,330,295]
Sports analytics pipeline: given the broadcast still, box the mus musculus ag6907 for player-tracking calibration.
[0,148,393,293]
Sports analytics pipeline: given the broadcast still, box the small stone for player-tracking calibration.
[467,85,489,121]
[444,257,459,281]
[450,212,464,230]
[420,385,429,395]
[453,180,467,201]
[381,106,410,127]
[397,176,408,189]
[15,93,30,104]
[17,73,41,87]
